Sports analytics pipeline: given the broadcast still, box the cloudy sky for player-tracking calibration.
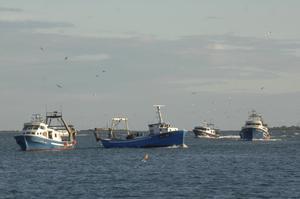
[1,0,300,130]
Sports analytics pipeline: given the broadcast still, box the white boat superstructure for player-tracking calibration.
[21,113,75,142]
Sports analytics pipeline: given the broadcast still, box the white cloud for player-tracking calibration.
[0,20,74,31]
[207,43,226,50]
[207,43,254,51]
[0,7,23,12]
[166,72,300,94]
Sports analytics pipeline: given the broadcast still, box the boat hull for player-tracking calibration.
[239,127,267,141]
[100,130,186,148]
[193,130,219,138]
[15,135,75,151]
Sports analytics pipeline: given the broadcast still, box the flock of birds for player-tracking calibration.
[39,46,108,90]
[41,30,273,92]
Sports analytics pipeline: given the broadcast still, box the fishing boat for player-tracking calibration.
[94,105,186,148]
[15,111,77,151]
[193,122,220,138]
[240,110,270,141]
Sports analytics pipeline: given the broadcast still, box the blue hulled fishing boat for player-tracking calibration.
[240,110,270,141]
[15,111,77,151]
[94,105,186,148]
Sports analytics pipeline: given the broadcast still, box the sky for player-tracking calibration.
[1,0,300,130]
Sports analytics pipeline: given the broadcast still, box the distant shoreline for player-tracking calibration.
[0,130,19,133]
[269,126,300,131]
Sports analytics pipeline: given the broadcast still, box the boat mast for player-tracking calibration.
[46,111,73,141]
[153,105,165,123]
[111,117,129,137]
[60,117,73,142]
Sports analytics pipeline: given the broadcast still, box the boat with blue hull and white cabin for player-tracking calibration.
[240,110,270,141]
[94,105,187,148]
[15,111,77,151]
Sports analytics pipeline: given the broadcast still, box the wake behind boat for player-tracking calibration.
[193,122,220,138]
[94,105,186,148]
[15,111,77,151]
[240,110,270,141]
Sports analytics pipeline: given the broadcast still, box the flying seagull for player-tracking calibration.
[265,31,272,38]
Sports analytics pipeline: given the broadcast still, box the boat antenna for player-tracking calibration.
[153,105,165,123]
[60,105,63,115]
[45,104,48,115]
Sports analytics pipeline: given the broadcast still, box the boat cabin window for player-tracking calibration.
[246,122,261,126]
[40,126,45,130]
[48,131,52,139]
[23,125,39,130]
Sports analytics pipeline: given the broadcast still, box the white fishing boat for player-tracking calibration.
[193,122,220,138]
[15,111,77,151]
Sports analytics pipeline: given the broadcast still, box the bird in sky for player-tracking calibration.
[265,31,272,38]
[56,84,63,88]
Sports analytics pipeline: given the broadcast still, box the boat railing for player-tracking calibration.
[94,127,143,142]
[31,114,44,123]
[46,111,62,118]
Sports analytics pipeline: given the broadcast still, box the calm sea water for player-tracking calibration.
[0,131,299,199]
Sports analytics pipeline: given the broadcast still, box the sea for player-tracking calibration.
[0,130,299,199]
